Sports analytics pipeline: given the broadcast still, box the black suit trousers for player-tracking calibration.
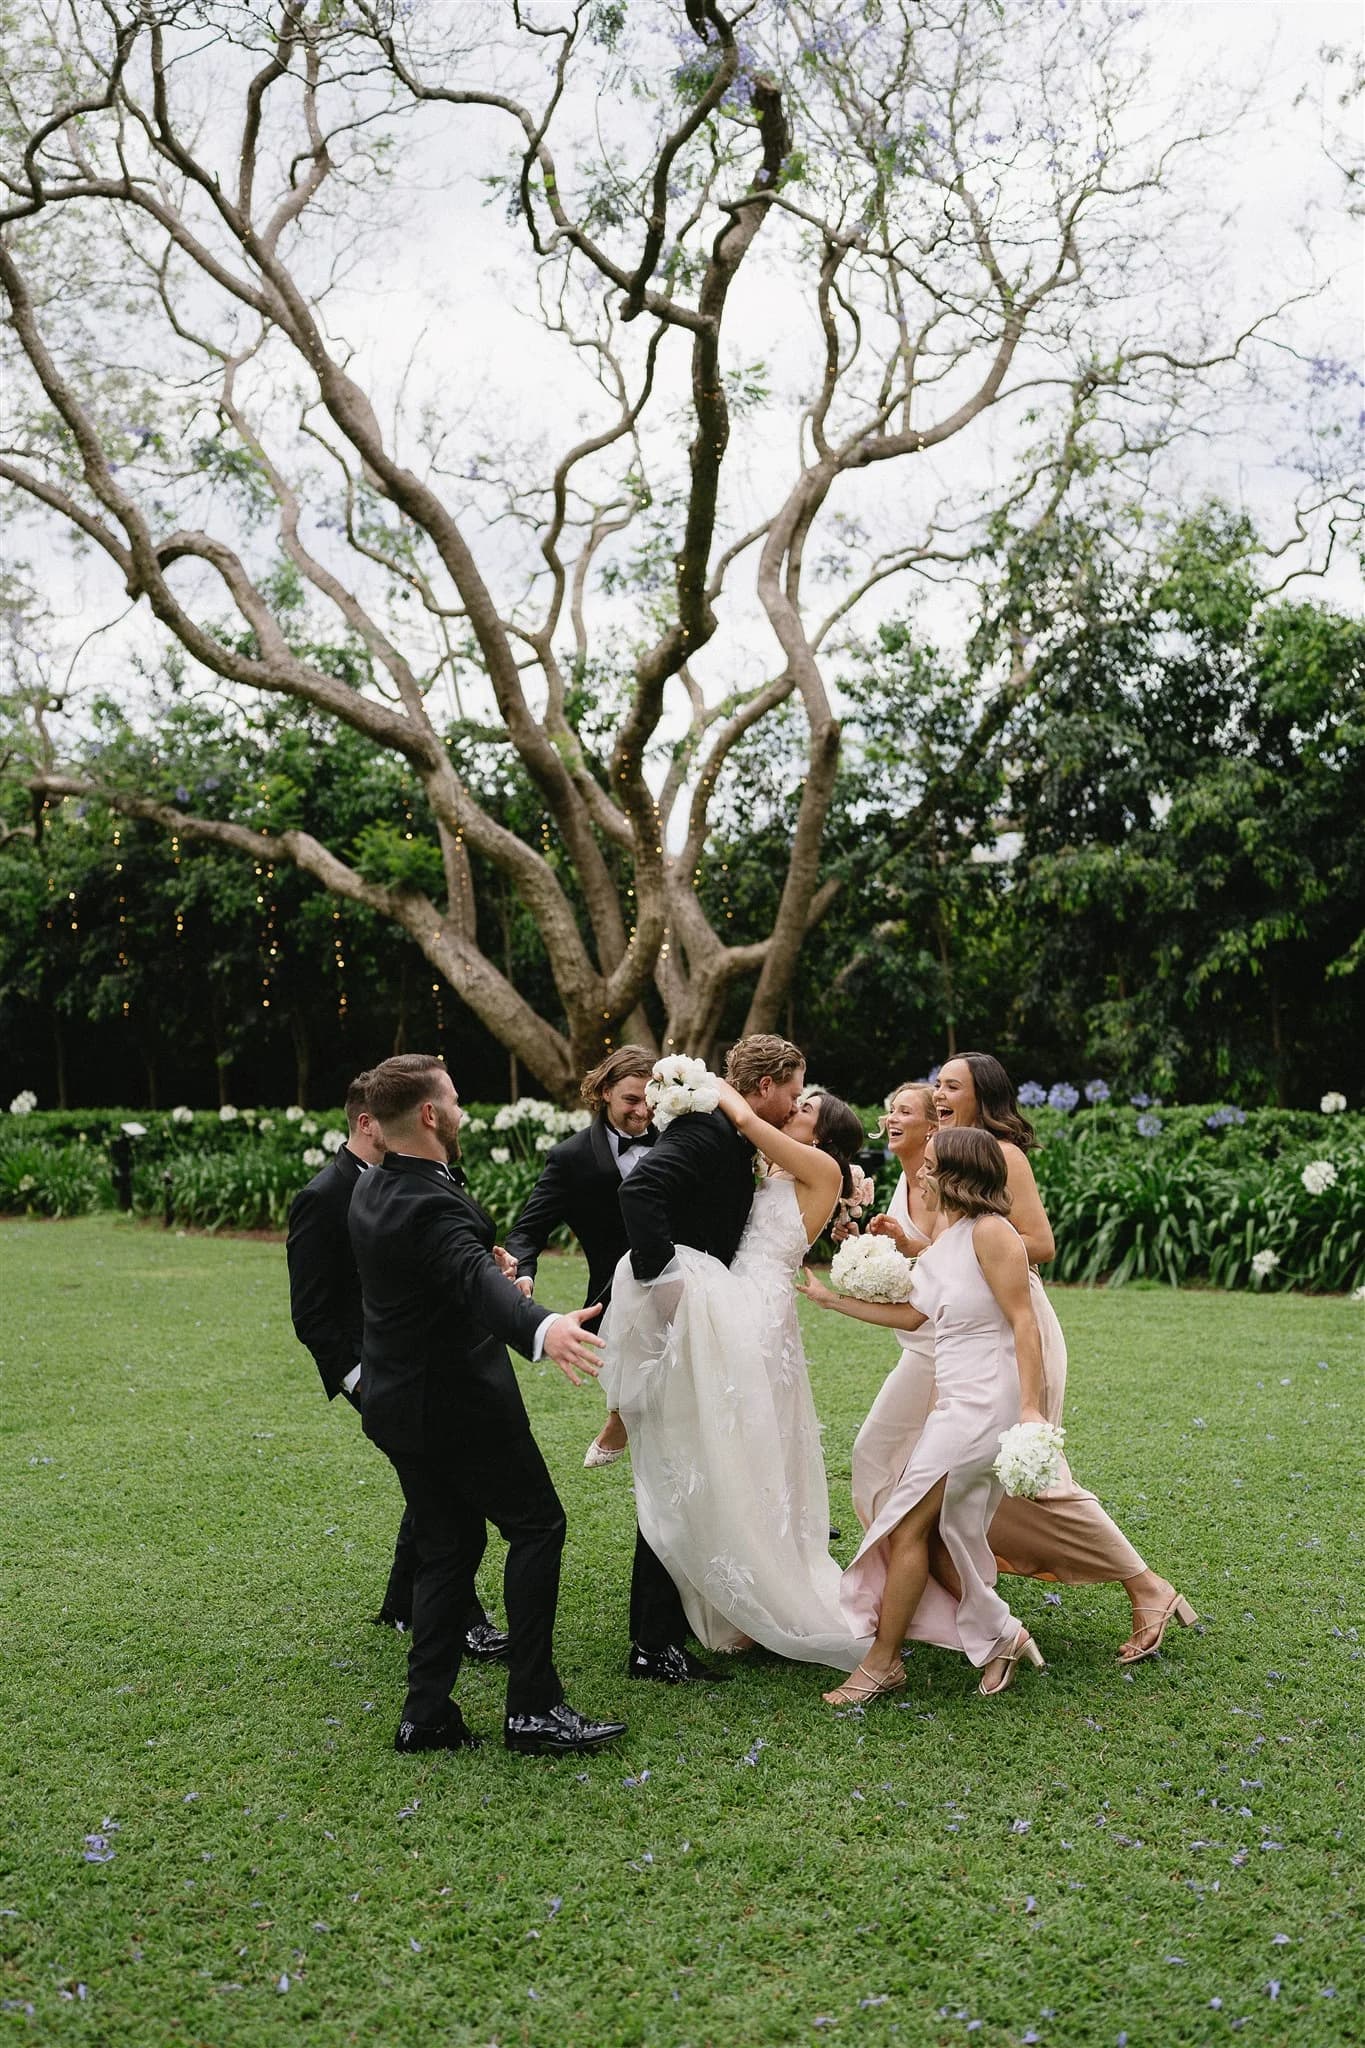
[384,1425,566,1721]
[629,1528,690,1651]
[343,1387,483,1631]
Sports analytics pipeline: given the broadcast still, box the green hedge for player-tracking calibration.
[2,1097,1362,1290]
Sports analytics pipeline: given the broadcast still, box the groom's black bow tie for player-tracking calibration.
[613,1131,648,1152]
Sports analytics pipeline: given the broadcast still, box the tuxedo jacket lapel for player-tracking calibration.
[588,1115,618,1179]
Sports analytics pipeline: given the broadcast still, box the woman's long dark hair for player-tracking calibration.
[955,1051,1036,1155]
[812,1091,866,1196]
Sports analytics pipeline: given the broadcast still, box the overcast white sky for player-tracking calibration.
[15,0,1364,723]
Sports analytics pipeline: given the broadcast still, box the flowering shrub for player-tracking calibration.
[3,1096,1362,1287]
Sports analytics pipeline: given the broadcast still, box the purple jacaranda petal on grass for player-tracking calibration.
[1025,1897,1038,1913]
[547,1897,562,1917]
[1271,1933,1290,1945]
[276,1974,289,1993]
[1266,1982,1280,1999]
[83,1834,115,1863]
[1043,1591,1063,1606]
[859,1996,888,2007]
[1012,1819,1031,1834]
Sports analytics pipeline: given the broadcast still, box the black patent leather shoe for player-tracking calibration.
[503,1701,628,1756]
[394,1710,480,1753]
[464,1618,511,1662]
[627,1643,729,1684]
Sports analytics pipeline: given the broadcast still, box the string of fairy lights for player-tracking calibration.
[38,782,480,1053]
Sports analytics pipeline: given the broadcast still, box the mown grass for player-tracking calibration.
[1,1215,1361,2047]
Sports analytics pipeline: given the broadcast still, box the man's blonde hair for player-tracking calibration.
[724,1033,805,1095]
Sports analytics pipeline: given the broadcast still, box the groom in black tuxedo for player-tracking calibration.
[285,1071,505,1658]
[617,1032,808,1682]
[505,1045,655,1464]
[348,1054,627,1757]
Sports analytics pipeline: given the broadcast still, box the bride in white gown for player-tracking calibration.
[602,1082,873,1673]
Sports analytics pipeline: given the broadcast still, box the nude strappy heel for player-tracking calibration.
[822,1660,906,1707]
[978,1629,1046,1698]
[1117,1592,1198,1665]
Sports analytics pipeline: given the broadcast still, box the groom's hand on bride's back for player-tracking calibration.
[541,1303,605,1386]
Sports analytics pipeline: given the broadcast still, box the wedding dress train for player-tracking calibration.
[602,1175,870,1672]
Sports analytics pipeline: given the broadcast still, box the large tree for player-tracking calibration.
[0,0,1347,1095]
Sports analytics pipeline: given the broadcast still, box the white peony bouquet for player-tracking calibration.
[994,1421,1066,1499]
[828,1234,915,1302]
[646,1054,721,1131]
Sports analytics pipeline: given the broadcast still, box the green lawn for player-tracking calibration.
[0,1216,1360,2047]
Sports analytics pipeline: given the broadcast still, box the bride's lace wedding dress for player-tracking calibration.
[602,1174,870,1672]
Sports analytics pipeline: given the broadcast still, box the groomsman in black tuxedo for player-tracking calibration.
[617,1033,808,1683]
[505,1045,656,1467]
[286,1072,507,1658]
[348,1054,627,1757]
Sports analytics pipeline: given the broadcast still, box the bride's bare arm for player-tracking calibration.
[797,1266,927,1330]
[713,1079,842,1213]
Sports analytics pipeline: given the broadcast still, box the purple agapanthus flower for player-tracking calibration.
[1084,1079,1111,1104]
[1018,1081,1047,1108]
[1048,1083,1079,1112]
[1137,1114,1162,1137]
[1130,1092,1151,1108]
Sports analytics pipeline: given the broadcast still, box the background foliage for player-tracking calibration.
[2,1099,1361,1290]
[4,516,1362,1115]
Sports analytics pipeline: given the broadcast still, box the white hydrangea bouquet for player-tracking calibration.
[994,1420,1066,1499]
[828,1233,915,1302]
[646,1054,721,1131]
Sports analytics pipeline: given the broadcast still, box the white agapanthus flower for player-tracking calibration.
[1301,1159,1338,1195]
[300,1118,319,1136]
[8,1090,37,1115]
[18,1174,36,1192]
[490,1146,511,1165]
[322,1129,345,1154]
[828,1234,915,1303]
[646,1055,721,1130]
[219,1104,239,1122]
[1320,1091,1347,1114]
[1250,1249,1279,1279]
[302,1147,326,1167]
[492,1104,516,1131]
[170,1104,193,1124]
[535,1133,555,1152]
[285,1105,305,1123]
[568,1108,593,1131]
[462,1115,486,1132]
[259,1117,274,1132]
[994,1421,1067,1499]
[120,1121,148,1138]
[1353,1285,1365,1305]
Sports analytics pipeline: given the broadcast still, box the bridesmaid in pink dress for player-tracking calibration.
[863,1055,1195,1665]
[802,1127,1048,1704]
